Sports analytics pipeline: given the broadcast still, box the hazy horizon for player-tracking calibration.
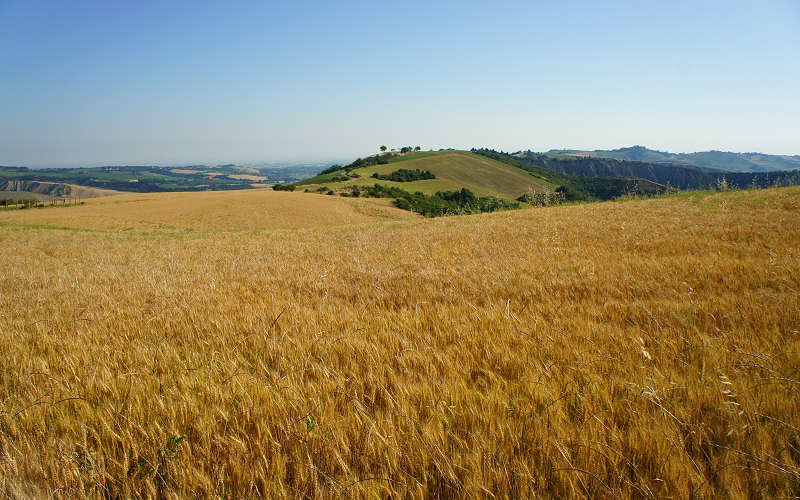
[2,0,798,168]
[5,143,800,170]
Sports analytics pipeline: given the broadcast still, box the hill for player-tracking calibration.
[298,150,556,198]
[295,150,670,216]
[546,145,800,172]
[1,186,799,497]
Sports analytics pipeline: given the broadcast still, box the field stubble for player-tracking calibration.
[0,187,799,498]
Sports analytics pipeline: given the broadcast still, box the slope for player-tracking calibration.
[1,180,121,199]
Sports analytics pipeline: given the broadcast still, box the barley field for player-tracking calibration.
[1,187,799,498]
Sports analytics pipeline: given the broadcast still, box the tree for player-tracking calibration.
[414,146,421,152]
[380,145,387,153]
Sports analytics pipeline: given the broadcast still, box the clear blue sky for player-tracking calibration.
[1,0,798,167]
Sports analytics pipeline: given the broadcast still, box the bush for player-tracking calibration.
[318,153,395,175]
[348,184,518,217]
[517,190,566,206]
[272,184,296,191]
[555,185,588,202]
[318,164,344,175]
[340,186,361,197]
[371,169,435,182]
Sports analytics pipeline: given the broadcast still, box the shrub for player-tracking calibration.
[517,190,566,206]
[371,169,435,182]
[350,184,517,217]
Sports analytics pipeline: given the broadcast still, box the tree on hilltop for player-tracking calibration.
[380,145,387,153]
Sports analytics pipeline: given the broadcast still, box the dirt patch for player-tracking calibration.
[169,169,205,175]
[231,166,260,174]
[227,174,267,181]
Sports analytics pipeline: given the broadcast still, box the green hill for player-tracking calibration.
[292,148,800,219]
[545,146,800,173]
[298,150,554,199]
[292,149,672,217]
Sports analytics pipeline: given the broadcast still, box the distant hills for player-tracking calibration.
[545,146,800,173]
[0,164,319,193]
[505,150,800,191]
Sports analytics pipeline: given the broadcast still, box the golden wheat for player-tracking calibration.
[0,188,414,232]
[0,187,798,498]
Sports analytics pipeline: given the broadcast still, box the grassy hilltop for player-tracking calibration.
[293,149,671,217]
[1,186,799,497]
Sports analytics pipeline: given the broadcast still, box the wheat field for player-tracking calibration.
[0,189,414,233]
[1,187,799,498]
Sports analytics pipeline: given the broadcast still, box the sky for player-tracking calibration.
[0,0,798,168]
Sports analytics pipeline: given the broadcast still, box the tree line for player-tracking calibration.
[319,146,424,176]
[338,183,517,217]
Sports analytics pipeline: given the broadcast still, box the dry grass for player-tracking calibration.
[0,187,799,498]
